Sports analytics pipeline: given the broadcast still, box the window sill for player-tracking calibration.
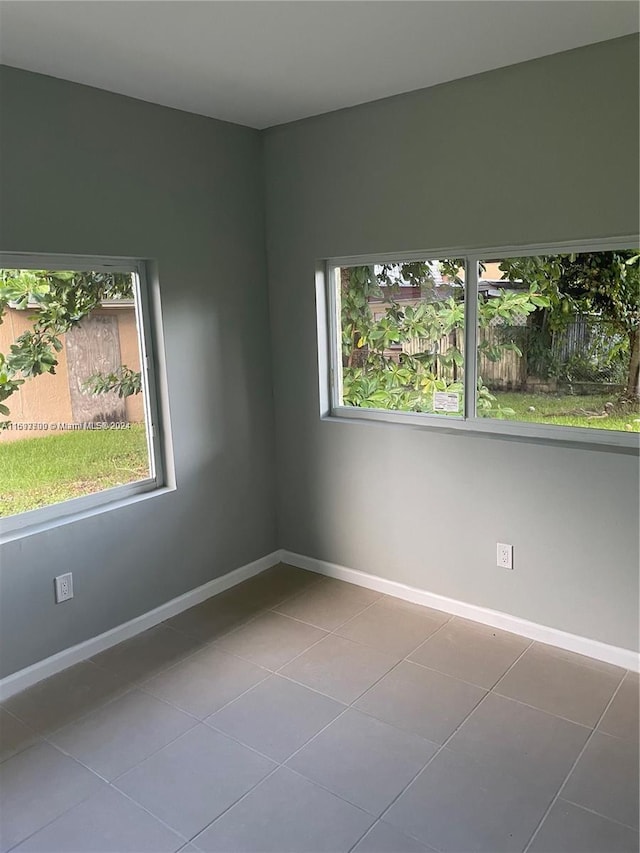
[0,481,175,544]
[324,406,640,454]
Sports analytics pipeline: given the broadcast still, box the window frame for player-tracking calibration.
[0,252,170,538]
[321,236,640,452]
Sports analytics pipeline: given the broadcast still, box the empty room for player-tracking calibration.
[0,2,638,852]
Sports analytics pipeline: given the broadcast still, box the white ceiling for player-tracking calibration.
[0,1,637,129]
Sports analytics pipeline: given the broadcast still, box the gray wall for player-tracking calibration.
[264,36,640,651]
[0,67,277,677]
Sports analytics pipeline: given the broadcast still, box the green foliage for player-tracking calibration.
[0,269,142,427]
[339,250,639,416]
[83,365,142,398]
[340,260,546,415]
[501,249,640,399]
[0,352,24,424]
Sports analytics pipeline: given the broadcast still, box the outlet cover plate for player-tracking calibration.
[55,573,74,603]
[497,543,513,570]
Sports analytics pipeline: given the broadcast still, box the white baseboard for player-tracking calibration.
[282,550,640,673]
[0,550,283,701]
[3,546,637,700]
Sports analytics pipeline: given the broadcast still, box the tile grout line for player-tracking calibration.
[11,585,418,851]
[189,614,454,849]
[186,761,283,848]
[4,573,633,853]
[0,706,41,766]
[179,572,512,850]
[557,796,640,833]
[189,655,398,849]
[0,578,329,852]
[2,731,189,852]
[292,624,531,853]
[273,589,387,634]
[103,784,192,846]
[356,637,538,853]
[4,573,323,744]
[521,669,630,853]
[117,565,326,669]
[269,595,455,698]
[191,602,548,845]
[2,782,103,853]
[487,640,629,729]
[105,583,396,846]
[44,711,200,785]
[178,575,367,671]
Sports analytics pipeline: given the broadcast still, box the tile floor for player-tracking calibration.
[1,564,638,853]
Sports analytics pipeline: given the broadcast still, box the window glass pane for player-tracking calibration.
[336,259,466,415]
[0,268,153,516]
[476,251,640,432]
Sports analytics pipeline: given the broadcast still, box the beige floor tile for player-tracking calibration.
[3,661,127,733]
[562,731,639,828]
[143,644,268,718]
[1,570,634,853]
[208,674,344,761]
[192,766,374,852]
[408,617,530,687]
[447,692,590,788]
[166,587,260,642]
[274,578,381,630]
[598,671,639,742]
[352,821,434,852]
[280,635,397,703]
[355,660,485,743]
[384,747,554,853]
[0,707,39,762]
[337,598,448,658]
[215,611,326,670]
[234,564,321,609]
[12,786,184,852]
[529,799,639,853]
[287,708,437,815]
[533,643,629,675]
[115,724,275,838]
[49,689,196,780]
[0,742,105,852]
[90,624,201,684]
[494,643,624,726]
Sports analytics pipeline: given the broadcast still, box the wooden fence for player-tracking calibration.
[401,314,608,391]
[401,326,525,389]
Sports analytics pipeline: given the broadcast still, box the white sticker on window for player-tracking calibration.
[433,391,460,413]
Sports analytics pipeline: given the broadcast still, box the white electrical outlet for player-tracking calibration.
[497,543,513,570]
[55,572,74,603]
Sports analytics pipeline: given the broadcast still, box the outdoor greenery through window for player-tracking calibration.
[337,259,466,416]
[330,246,640,438]
[476,252,639,431]
[0,264,157,518]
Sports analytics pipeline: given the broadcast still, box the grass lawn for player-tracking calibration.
[0,425,149,516]
[490,392,640,432]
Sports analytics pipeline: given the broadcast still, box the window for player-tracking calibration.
[324,241,639,448]
[333,258,466,416]
[0,254,165,528]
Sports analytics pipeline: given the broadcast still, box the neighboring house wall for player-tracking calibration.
[0,306,143,443]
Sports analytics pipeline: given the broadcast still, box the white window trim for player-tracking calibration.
[320,236,640,453]
[0,252,171,538]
